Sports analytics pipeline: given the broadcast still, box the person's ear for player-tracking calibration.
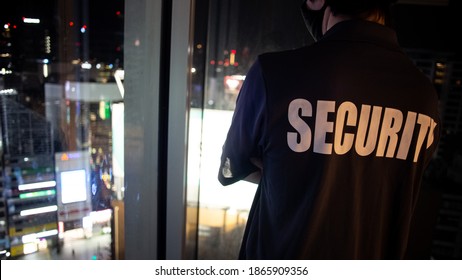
[306,0,326,11]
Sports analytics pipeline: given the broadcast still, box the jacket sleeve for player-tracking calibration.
[218,58,266,186]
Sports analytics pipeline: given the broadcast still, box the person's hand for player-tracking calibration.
[250,157,263,169]
[244,171,261,184]
[243,158,262,184]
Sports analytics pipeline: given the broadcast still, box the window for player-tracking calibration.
[1,0,123,260]
[188,0,310,259]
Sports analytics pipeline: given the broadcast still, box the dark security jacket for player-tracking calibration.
[218,19,440,259]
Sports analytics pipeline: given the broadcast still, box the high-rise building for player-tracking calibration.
[0,95,59,258]
[1,0,123,258]
[0,122,8,259]
[405,48,462,259]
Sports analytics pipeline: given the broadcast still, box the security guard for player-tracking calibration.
[218,0,440,259]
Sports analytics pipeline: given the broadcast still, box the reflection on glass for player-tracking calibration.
[189,0,310,259]
[188,0,462,261]
[0,0,124,259]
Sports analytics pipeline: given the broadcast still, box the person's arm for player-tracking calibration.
[218,59,266,186]
[243,158,263,184]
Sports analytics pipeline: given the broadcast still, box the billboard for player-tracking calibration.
[55,151,92,227]
[60,169,87,204]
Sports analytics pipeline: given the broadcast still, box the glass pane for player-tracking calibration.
[189,0,311,260]
[1,0,124,260]
[189,0,462,260]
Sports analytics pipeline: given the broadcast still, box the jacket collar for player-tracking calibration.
[319,19,402,52]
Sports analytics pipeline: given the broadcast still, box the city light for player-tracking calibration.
[22,17,40,24]
[81,62,92,69]
[0,88,17,95]
[19,190,56,199]
[230,50,236,65]
[45,36,51,54]
[18,180,56,191]
[21,234,38,244]
[23,243,38,255]
[114,69,125,98]
[0,68,12,75]
[224,75,246,91]
[43,65,48,77]
[20,205,58,217]
[22,230,59,244]
[90,209,112,223]
[225,78,240,90]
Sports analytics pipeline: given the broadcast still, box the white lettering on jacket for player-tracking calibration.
[287,99,437,162]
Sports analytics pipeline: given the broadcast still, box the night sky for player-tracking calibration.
[2,0,461,59]
[393,1,462,55]
[1,0,124,64]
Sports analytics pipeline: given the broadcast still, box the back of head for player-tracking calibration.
[301,0,399,41]
[328,0,397,16]
[327,0,398,25]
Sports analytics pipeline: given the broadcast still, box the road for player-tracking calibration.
[16,229,112,260]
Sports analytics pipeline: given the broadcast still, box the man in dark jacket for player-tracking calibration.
[218,0,440,259]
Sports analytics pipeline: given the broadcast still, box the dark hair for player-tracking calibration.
[327,0,397,16]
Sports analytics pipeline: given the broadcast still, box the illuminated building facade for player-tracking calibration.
[1,0,123,258]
